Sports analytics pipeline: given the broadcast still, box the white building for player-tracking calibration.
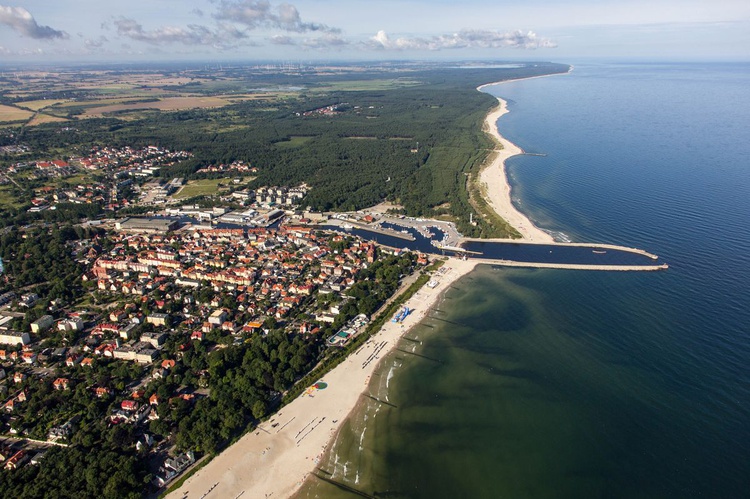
[30,315,54,334]
[0,331,30,346]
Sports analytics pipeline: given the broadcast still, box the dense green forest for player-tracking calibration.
[11,63,568,236]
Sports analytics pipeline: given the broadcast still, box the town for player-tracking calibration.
[0,137,429,492]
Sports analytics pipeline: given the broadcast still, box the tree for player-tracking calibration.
[252,399,267,420]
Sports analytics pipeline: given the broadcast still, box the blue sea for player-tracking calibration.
[296,62,750,498]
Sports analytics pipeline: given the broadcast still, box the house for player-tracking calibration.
[109,310,127,322]
[48,418,77,442]
[149,393,160,406]
[4,450,28,470]
[161,359,175,370]
[95,387,112,398]
[19,293,38,308]
[52,378,70,391]
[164,450,195,473]
[190,330,203,341]
[66,354,83,367]
[121,400,139,412]
[21,351,36,365]
[242,321,263,333]
[30,450,47,465]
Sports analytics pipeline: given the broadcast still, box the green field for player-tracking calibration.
[173,179,230,199]
[0,185,24,209]
[274,136,314,149]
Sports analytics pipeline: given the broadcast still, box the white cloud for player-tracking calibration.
[0,44,45,56]
[302,34,349,49]
[214,0,340,33]
[83,35,109,49]
[369,29,557,51]
[269,34,296,45]
[270,33,350,49]
[114,17,249,49]
[0,5,68,40]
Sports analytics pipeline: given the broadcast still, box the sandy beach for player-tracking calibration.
[167,258,478,499]
[477,95,554,243]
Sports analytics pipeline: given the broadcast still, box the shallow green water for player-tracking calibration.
[296,263,747,498]
[297,267,655,498]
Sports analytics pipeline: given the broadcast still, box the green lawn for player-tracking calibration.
[0,185,24,208]
[173,179,229,199]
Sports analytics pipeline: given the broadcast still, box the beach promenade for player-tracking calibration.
[167,259,478,499]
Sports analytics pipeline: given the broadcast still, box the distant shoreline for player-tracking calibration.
[476,70,571,243]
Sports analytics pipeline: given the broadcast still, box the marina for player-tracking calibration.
[321,215,666,271]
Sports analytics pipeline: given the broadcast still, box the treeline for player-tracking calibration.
[0,446,144,499]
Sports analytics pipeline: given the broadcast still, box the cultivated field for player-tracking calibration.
[82,96,231,117]
[17,99,69,111]
[27,114,69,126]
[0,104,34,122]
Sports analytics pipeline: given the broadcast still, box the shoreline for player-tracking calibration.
[167,257,479,499]
[476,72,570,243]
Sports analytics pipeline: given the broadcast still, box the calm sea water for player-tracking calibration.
[296,63,750,498]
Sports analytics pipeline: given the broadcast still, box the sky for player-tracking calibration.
[1,0,749,63]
